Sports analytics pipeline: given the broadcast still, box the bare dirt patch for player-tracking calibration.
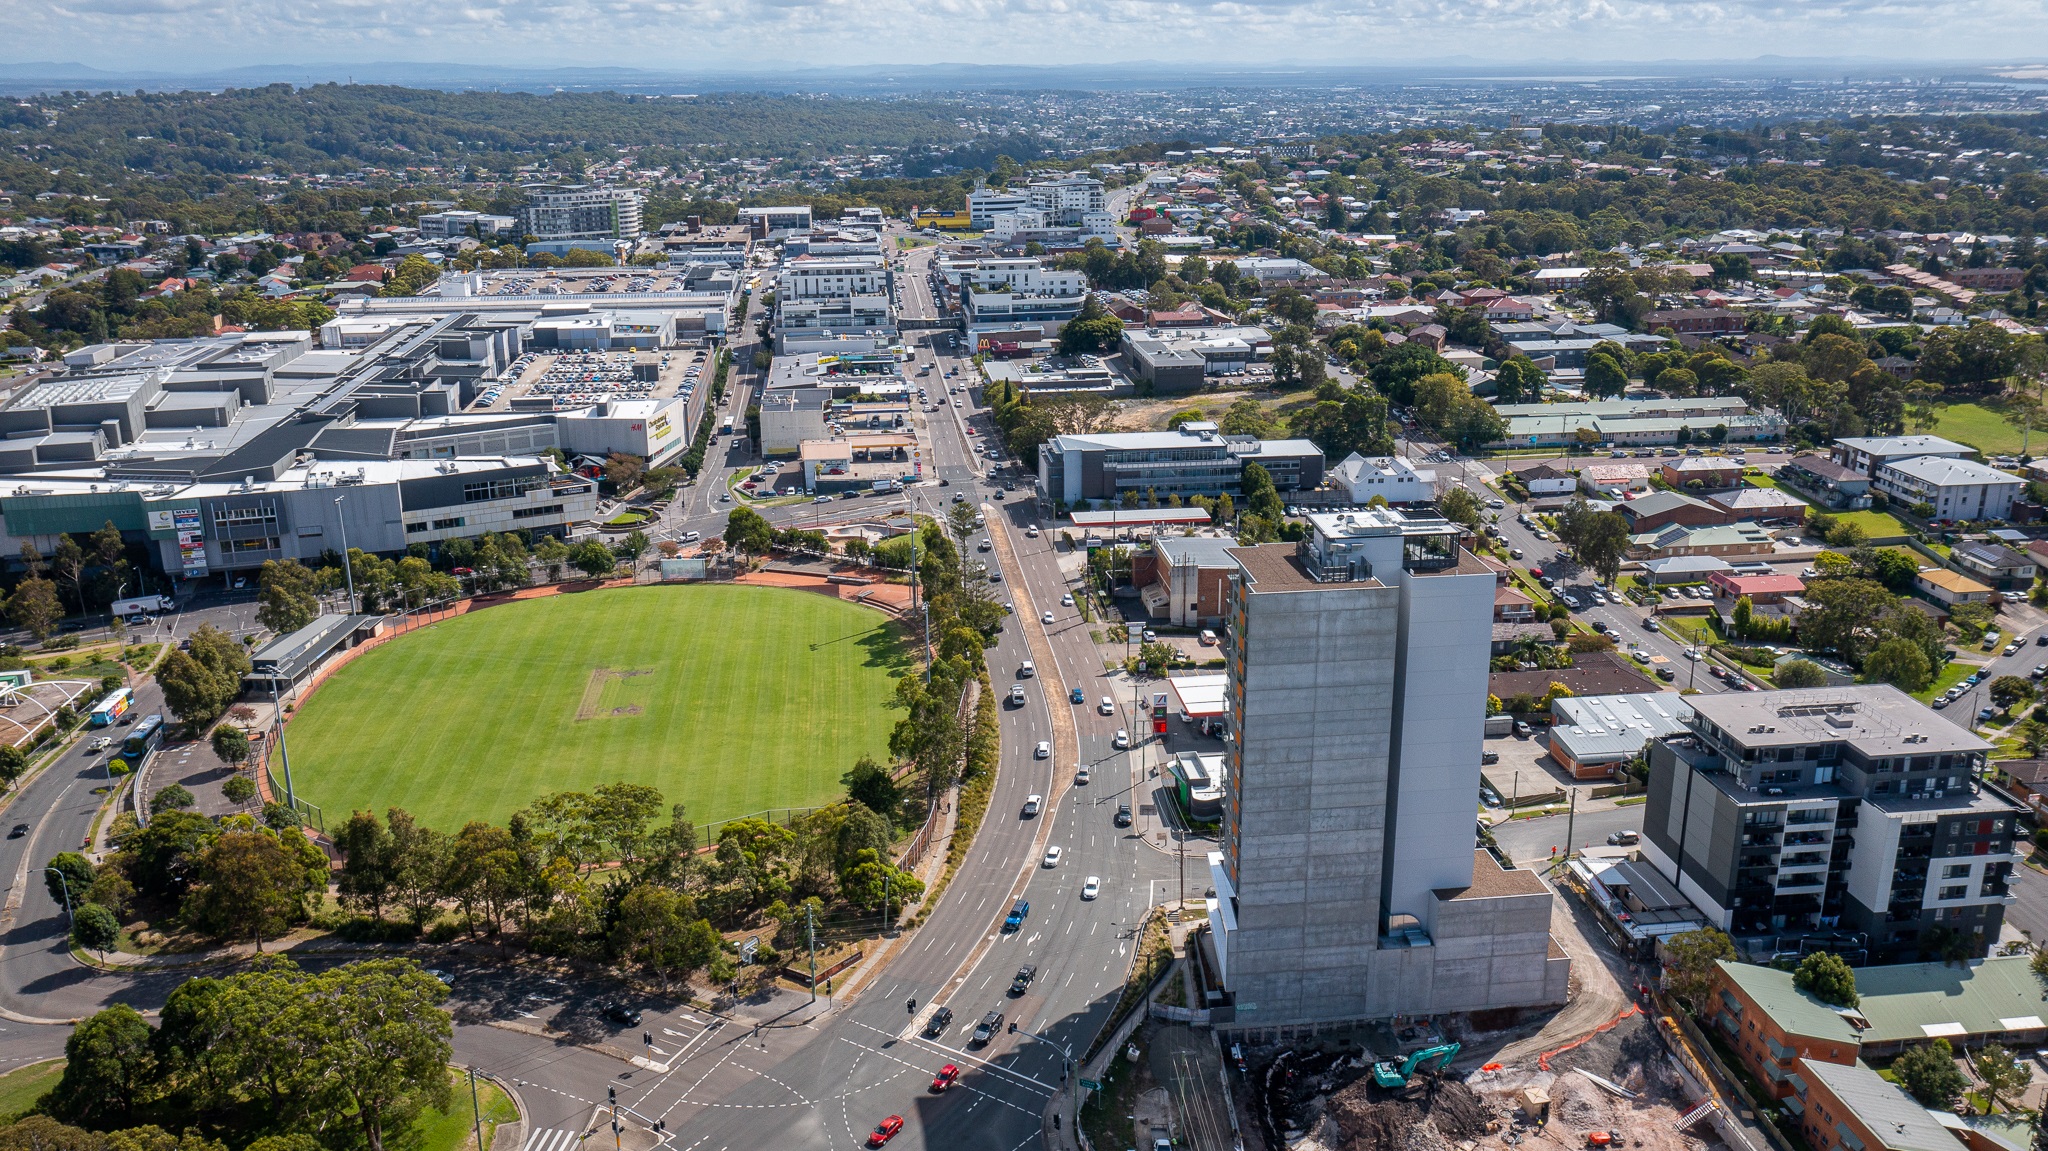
[574,667,653,721]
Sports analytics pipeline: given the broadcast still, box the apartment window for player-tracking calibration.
[405,522,429,534]
[1944,865,1971,879]
[432,516,466,530]
[512,504,565,520]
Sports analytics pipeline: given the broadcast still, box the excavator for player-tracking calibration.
[1370,1042,1461,1092]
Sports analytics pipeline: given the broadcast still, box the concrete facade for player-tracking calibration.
[1209,509,1567,1031]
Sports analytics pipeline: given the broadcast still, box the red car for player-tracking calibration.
[1529,567,1543,578]
[866,1116,904,1146]
[931,1064,959,1092]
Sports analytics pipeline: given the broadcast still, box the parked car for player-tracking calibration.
[1607,831,1640,846]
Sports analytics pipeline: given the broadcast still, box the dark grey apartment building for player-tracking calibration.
[1643,686,2018,965]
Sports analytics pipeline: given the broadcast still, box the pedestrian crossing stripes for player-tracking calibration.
[523,1129,585,1151]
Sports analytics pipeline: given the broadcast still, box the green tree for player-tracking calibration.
[1864,638,1933,693]
[568,539,618,578]
[70,902,119,954]
[1775,659,1830,689]
[210,723,250,767]
[49,1004,154,1126]
[1794,951,1858,1007]
[255,559,321,635]
[1974,1043,2029,1114]
[44,852,94,912]
[156,624,251,729]
[302,959,455,1151]
[1241,463,1285,524]
[841,757,901,825]
[386,810,450,930]
[1584,352,1628,399]
[1990,675,2035,709]
[1439,487,1483,528]
[334,809,397,918]
[8,576,62,641]
[1492,354,1545,405]
[725,506,775,555]
[149,784,194,814]
[1893,1039,1968,1108]
[183,829,321,948]
[1660,927,1737,1009]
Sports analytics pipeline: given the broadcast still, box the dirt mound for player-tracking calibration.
[1327,1078,1491,1151]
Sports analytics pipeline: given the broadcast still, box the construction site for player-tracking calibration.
[1244,1008,1732,1151]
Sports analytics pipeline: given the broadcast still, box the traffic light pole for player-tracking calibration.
[1008,1022,1079,1137]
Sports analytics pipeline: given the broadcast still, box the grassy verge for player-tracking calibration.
[1087,908,1174,1063]
[0,1060,60,1122]
[1914,659,1977,703]
[413,1071,520,1151]
[1913,401,2033,457]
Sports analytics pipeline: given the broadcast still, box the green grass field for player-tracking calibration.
[289,585,908,831]
[1912,401,2036,457]
[0,1060,58,1123]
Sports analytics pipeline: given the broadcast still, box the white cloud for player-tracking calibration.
[18,0,2048,71]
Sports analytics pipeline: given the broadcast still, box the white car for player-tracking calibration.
[1061,593,1074,606]
[1026,526,1040,538]
[1042,846,1062,868]
[1099,696,1116,716]
[1112,730,1130,749]
[89,736,112,752]
[1081,876,1101,901]
[1042,610,1056,624]
[1034,740,1050,759]
[1076,767,1091,785]
[1022,794,1042,816]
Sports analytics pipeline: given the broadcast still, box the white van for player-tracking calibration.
[1019,661,1035,678]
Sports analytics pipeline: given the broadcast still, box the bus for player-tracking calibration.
[89,687,134,728]
[121,714,165,761]
[719,415,734,437]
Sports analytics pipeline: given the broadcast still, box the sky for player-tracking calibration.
[9,0,2048,74]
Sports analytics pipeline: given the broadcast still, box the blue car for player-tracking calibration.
[1003,899,1030,932]
[1070,687,1086,704]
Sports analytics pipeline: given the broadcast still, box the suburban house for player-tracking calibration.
[1660,457,1744,490]
[1948,541,2037,591]
[1875,456,2024,523]
[1511,461,1578,497]
[1616,491,1726,533]
[1627,522,1777,560]
[1547,692,1694,779]
[1708,487,1810,523]
[1778,456,1873,510]
[1993,760,2048,820]
[1330,452,1437,504]
[1915,566,1995,607]
[1831,434,1974,478]
[1580,463,1652,496]
[1706,571,1805,606]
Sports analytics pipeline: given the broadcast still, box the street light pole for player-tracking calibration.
[41,867,74,921]
[334,495,357,615]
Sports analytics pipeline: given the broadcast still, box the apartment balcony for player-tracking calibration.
[1784,831,1830,847]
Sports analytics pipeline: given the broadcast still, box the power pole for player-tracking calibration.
[1563,787,1577,864]
[468,1068,484,1151]
[806,902,818,1003]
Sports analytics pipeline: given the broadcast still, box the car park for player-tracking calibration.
[1082,876,1101,900]
[1022,795,1042,817]
[1200,629,1218,645]
[603,1003,642,1026]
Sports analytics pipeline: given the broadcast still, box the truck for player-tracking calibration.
[112,596,173,617]
[870,479,901,494]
